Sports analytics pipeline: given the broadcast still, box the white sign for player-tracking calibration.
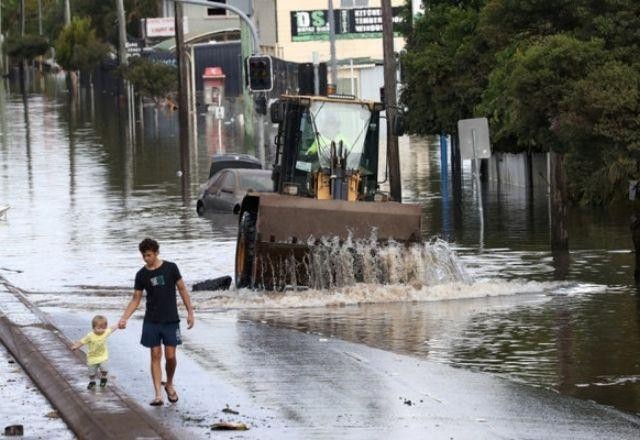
[145,17,189,38]
[458,117,491,160]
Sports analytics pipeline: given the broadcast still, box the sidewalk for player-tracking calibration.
[0,277,181,440]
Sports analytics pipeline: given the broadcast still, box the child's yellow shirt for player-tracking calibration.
[80,328,113,365]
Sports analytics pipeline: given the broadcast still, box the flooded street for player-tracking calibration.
[1,72,639,431]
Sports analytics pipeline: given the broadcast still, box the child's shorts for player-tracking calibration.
[87,362,108,376]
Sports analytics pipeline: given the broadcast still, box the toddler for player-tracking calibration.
[71,315,118,390]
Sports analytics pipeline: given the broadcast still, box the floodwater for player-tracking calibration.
[1,71,639,425]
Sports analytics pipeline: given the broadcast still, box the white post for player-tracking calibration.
[189,45,198,151]
[349,59,355,96]
[472,129,484,251]
[64,0,71,26]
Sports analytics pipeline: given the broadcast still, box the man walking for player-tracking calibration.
[119,238,195,406]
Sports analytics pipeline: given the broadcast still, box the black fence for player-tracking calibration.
[89,44,326,101]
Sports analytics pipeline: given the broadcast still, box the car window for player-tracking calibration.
[221,172,237,192]
[207,172,227,192]
[238,172,273,192]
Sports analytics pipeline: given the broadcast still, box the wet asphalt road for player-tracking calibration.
[48,307,640,439]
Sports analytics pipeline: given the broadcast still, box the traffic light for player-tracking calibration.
[247,55,273,92]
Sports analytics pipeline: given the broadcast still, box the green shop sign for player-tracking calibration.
[290,7,402,42]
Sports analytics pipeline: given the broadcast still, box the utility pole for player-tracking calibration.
[0,1,3,76]
[64,0,71,25]
[174,2,191,180]
[117,0,134,147]
[20,0,25,36]
[38,0,42,35]
[116,0,127,65]
[549,151,569,251]
[381,0,401,201]
[327,0,338,87]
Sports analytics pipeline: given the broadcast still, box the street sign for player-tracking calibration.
[144,17,189,38]
[126,40,143,56]
[458,117,491,160]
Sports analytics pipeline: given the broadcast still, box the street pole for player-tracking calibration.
[64,0,71,26]
[0,2,3,76]
[116,0,127,66]
[20,0,25,36]
[381,0,401,201]
[328,0,338,87]
[116,0,133,147]
[472,129,484,251]
[38,0,42,35]
[549,151,569,251]
[175,2,191,184]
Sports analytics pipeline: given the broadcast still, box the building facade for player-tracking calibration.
[253,0,406,97]
[158,0,249,36]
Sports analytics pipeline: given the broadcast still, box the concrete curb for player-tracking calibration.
[0,276,181,440]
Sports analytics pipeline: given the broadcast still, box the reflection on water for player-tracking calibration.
[0,75,240,291]
[1,74,640,416]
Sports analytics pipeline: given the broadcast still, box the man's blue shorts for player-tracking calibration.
[140,321,182,348]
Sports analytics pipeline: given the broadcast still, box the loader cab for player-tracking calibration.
[271,96,382,201]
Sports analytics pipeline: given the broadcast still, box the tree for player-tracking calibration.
[401,0,640,205]
[561,61,640,205]
[400,2,490,134]
[5,34,49,59]
[73,0,160,43]
[116,56,177,104]
[480,35,608,153]
[54,17,109,73]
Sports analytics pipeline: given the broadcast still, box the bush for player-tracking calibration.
[116,56,178,103]
[6,34,50,59]
[55,17,109,73]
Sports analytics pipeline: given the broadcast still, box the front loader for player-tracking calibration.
[235,94,421,290]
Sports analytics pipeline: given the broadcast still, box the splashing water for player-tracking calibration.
[257,234,471,290]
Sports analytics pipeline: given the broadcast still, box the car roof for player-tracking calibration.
[208,154,262,178]
[233,168,271,175]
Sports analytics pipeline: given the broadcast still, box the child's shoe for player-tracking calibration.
[100,378,108,388]
[87,381,96,390]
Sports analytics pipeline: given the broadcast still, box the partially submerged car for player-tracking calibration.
[207,153,262,179]
[196,168,273,215]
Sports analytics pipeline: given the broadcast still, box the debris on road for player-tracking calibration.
[222,404,239,415]
[4,425,24,436]
[45,411,60,419]
[211,421,249,430]
[192,276,232,291]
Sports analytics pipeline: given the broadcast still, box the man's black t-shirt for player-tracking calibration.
[134,261,182,324]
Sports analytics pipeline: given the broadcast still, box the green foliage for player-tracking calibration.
[74,0,159,44]
[5,34,50,59]
[116,57,178,103]
[402,0,640,205]
[481,35,608,153]
[401,3,489,134]
[2,1,65,43]
[54,17,109,73]
[0,1,159,48]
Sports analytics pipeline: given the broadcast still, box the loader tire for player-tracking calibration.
[235,210,257,288]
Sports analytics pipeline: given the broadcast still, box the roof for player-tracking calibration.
[151,29,240,51]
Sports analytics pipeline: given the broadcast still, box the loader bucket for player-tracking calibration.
[236,193,422,290]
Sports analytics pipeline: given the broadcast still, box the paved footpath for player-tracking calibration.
[0,276,180,440]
